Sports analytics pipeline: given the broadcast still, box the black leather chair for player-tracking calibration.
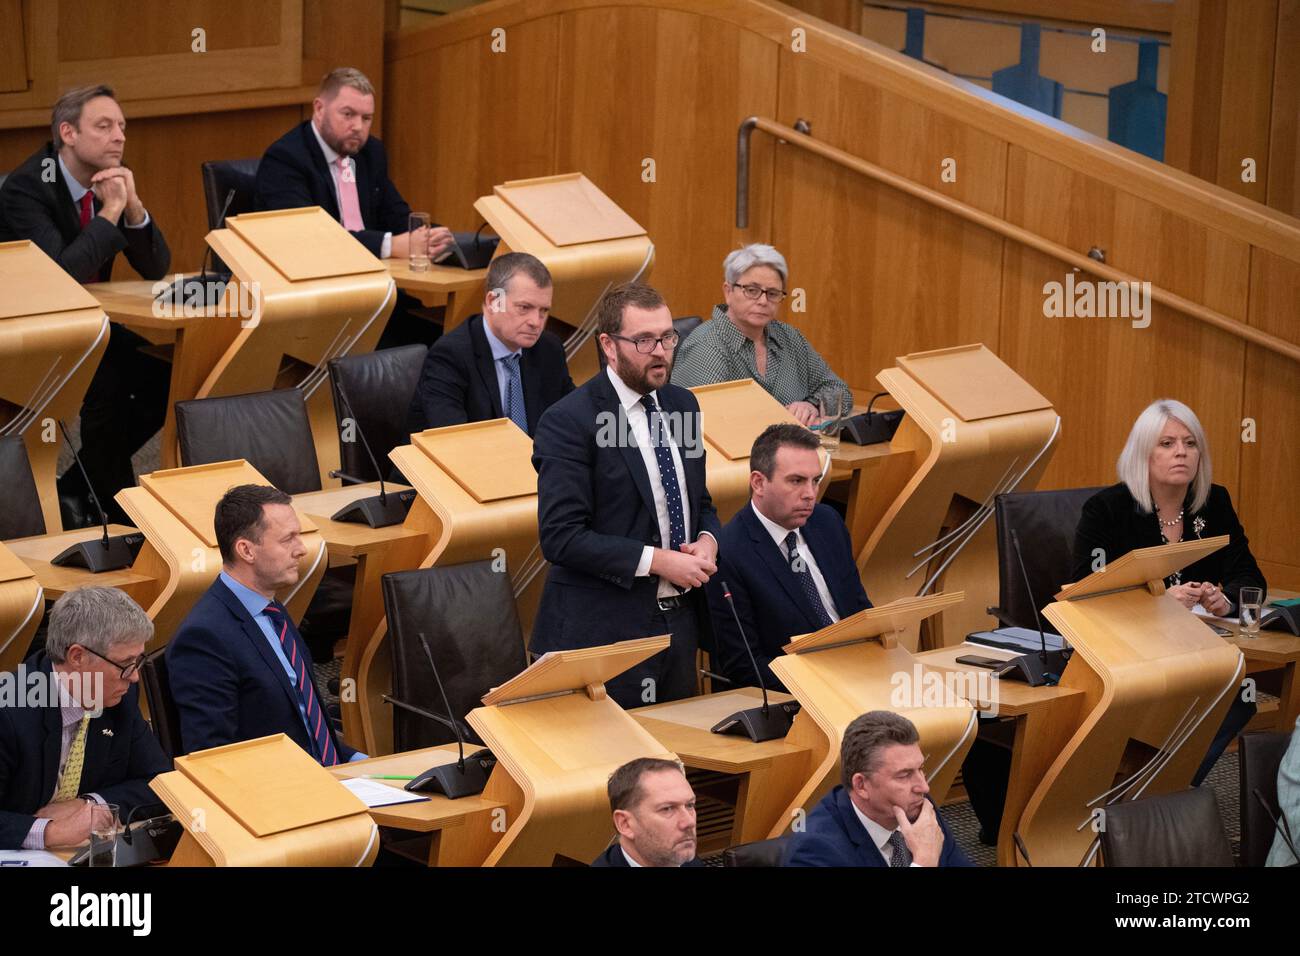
[175,389,321,494]
[990,487,1106,633]
[722,836,790,867]
[1239,730,1296,866]
[139,648,182,760]
[327,346,426,482]
[200,158,259,230]
[381,561,529,751]
[0,434,47,539]
[1098,788,1235,866]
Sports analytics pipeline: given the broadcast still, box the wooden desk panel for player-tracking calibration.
[7,525,157,601]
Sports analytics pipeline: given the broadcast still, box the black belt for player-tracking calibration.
[656,594,686,612]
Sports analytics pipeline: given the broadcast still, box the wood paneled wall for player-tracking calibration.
[0,0,386,274]
[386,0,1300,587]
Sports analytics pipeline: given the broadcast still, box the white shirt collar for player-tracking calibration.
[606,365,657,413]
[750,501,800,550]
[620,845,643,867]
[310,120,344,168]
[849,796,898,856]
[58,153,90,203]
[481,315,520,361]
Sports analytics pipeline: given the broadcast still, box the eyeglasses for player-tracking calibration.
[78,645,147,680]
[606,331,680,354]
[730,283,786,304]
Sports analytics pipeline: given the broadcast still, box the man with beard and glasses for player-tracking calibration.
[591,758,703,867]
[255,67,452,348]
[531,282,722,709]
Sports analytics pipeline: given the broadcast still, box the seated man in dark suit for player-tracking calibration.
[707,423,870,690]
[408,252,574,435]
[167,484,363,765]
[255,66,452,349]
[785,711,972,867]
[591,757,703,867]
[0,587,169,850]
[0,84,171,522]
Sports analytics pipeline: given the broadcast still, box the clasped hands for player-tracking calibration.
[650,536,718,590]
[1167,581,1232,617]
[391,225,454,261]
[89,166,145,225]
[34,798,114,848]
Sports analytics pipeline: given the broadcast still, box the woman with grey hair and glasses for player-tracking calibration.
[671,243,853,427]
[1069,398,1265,785]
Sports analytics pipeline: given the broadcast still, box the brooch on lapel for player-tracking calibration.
[1193,516,1206,537]
[101,729,114,737]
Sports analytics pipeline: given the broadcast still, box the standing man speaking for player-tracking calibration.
[531,283,721,708]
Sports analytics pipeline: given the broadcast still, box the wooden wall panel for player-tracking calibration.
[0,0,28,94]
[999,146,1250,500]
[770,50,1006,388]
[384,16,559,234]
[1267,0,1300,217]
[58,1,282,60]
[1240,250,1300,589]
[552,6,779,319]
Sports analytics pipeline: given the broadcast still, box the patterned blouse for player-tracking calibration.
[670,304,853,413]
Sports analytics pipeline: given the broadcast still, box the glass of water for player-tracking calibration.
[1239,587,1264,638]
[88,803,121,867]
[408,212,431,272]
[816,394,850,452]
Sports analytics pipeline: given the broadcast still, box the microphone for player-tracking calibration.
[154,188,236,306]
[397,630,495,799]
[326,378,415,528]
[709,580,800,742]
[50,419,144,573]
[991,529,1071,686]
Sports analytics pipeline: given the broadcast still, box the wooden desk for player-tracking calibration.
[6,525,157,603]
[1217,588,1300,731]
[384,259,486,333]
[293,482,430,748]
[828,438,912,556]
[632,688,810,850]
[918,644,1086,867]
[331,745,506,867]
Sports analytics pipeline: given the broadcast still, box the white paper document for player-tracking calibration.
[340,777,430,808]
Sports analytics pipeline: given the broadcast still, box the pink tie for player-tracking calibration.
[336,157,364,231]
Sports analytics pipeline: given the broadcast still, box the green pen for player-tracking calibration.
[361,774,417,781]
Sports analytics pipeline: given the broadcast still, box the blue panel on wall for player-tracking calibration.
[992,24,1064,118]
[1108,40,1166,161]
[902,7,925,60]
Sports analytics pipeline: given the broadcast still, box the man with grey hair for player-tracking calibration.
[256,66,452,347]
[672,243,852,427]
[0,83,172,523]
[0,587,169,851]
[784,711,971,866]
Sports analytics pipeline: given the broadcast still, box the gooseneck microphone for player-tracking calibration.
[992,529,1071,686]
[709,580,800,742]
[50,419,144,572]
[327,377,416,527]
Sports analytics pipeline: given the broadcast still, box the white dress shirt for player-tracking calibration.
[850,798,920,867]
[749,502,840,623]
[22,693,106,850]
[605,365,712,600]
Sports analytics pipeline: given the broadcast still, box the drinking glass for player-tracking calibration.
[88,803,121,868]
[408,212,431,272]
[1239,587,1264,638]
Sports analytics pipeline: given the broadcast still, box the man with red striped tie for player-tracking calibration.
[167,485,363,764]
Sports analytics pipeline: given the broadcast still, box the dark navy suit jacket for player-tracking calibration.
[530,370,722,655]
[0,654,170,849]
[166,576,356,761]
[707,502,871,691]
[784,786,973,867]
[407,313,575,435]
[255,121,422,258]
[589,841,705,867]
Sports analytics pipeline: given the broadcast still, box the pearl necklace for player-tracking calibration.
[1155,506,1183,528]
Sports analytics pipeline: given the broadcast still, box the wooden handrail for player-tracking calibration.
[738,116,1300,364]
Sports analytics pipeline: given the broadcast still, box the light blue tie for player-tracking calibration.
[502,353,528,433]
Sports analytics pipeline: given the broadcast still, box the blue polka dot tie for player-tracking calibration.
[641,395,686,552]
[785,531,834,628]
[502,353,528,434]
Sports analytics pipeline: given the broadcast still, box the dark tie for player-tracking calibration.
[783,531,833,628]
[640,394,685,552]
[501,353,528,433]
[887,830,912,867]
[262,602,338,766]
[78,192,93,229]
